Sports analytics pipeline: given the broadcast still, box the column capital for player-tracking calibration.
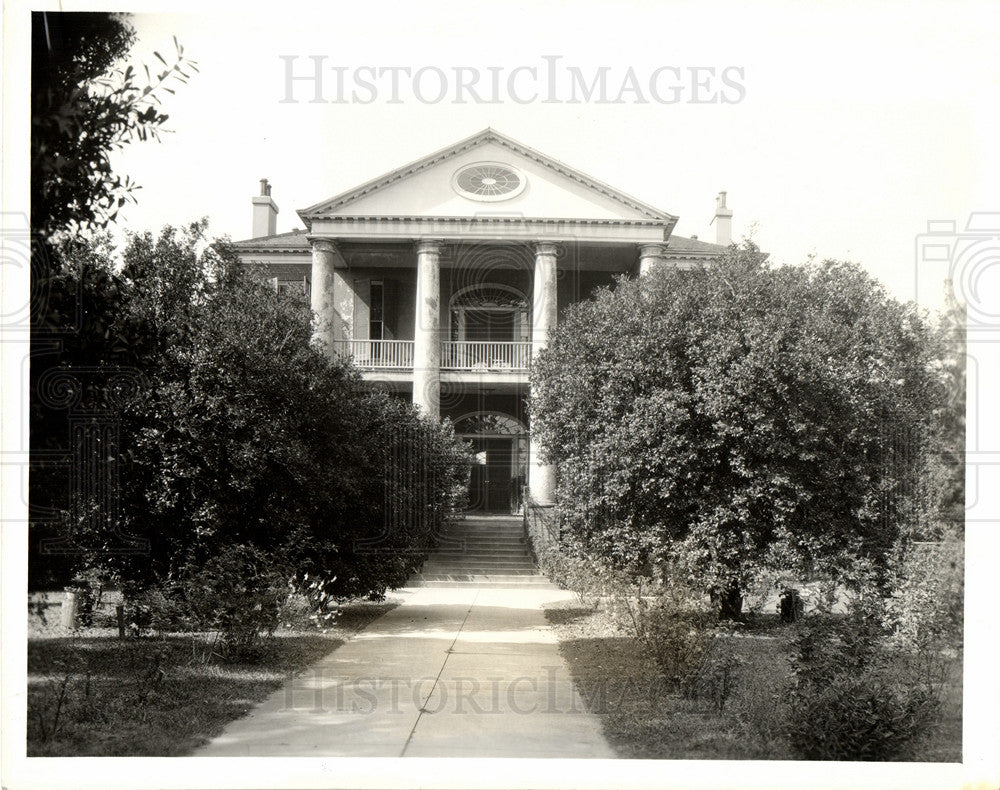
[415,239,444,257]
[533,241,560,257]
[308,237,338,254]
[638,243,668,259]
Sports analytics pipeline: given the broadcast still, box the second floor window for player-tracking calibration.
[370,280,384,340]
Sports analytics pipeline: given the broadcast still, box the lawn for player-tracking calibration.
[544,602,962,761]
[26,602,395,756]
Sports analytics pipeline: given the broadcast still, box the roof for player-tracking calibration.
[664,235,729,255]
[231,228,310,252]
[297,128,678,229]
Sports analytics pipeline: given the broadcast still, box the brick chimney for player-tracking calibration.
[252,178,278,238]
[712,190,733,246]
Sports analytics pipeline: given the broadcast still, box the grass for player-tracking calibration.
[544,603,963,761]
[27,602,395,756]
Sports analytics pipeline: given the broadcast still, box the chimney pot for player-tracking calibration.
[252,180,279,238]
[712,190,733,246]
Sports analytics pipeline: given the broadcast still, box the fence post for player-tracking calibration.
[60,591,78,629]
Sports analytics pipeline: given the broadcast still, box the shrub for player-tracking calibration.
[633,573,719,693]
[537,539,607,610]
[785,610,940,760]
[788,611,884,687]
[121,584,182,637]
[884,539,964,654]
[175,544,292,661]
[786,673,937,760]
[686,635,745,712]
[281,572,342,631]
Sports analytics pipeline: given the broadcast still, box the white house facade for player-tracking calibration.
[232,129,731,514]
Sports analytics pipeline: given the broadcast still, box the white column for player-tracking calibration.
[638,243,668,276]
[413,240,442,419]
[310,239,352,359]
[529,241,559,505]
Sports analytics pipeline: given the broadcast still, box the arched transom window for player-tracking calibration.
[453,411,527,436]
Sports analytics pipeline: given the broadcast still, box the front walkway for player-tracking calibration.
[194,587,615,758]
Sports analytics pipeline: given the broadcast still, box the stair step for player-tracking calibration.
[432,547,528,558]
[439,531,525,539]
[421,565,537,574]
[428,544,531,553]
[409,516,554,587]
[411,574,558,589]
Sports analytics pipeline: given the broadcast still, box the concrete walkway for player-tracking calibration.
[194,586,615,758]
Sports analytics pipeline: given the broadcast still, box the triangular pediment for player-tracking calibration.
[298,129,676,227]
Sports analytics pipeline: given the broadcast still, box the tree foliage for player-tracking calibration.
[29,12,197,587]
[108,224,469,597]
[31,12,197,238]
[530,243,942,607]
[33,224,470,599]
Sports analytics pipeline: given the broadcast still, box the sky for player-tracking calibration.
[87,0,1000,317]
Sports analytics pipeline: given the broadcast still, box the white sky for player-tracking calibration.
[90,1,1000,315]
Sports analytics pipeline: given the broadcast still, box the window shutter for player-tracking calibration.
[354,278,371,340]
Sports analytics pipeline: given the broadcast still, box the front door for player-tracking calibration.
[468,438,514,512]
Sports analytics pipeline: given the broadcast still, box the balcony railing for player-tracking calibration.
[442,341,531,371]
[332,340,414,368]
[332,340,531,371]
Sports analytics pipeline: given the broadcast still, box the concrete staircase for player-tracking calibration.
[410,515,558,589]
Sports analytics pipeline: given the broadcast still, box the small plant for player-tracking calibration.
[636,578,717,693]
[686,636,745,712]
[282,572,342,631]
[30,640,90,743]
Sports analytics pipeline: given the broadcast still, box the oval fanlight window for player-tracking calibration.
[452,162,526,202]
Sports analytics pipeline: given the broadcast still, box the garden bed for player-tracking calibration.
[544,603,962,761]
[26,601,395,756]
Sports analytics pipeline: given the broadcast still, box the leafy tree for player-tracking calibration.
[76,223,469,600]
[530,243,941,617]
[31,11,197,239]
[29,11,196,588]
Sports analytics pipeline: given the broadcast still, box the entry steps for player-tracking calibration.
[409,515,559,589]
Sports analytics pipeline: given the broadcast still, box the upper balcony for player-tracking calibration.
[331,340,531,373]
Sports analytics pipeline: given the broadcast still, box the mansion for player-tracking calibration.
[233,129,731,513]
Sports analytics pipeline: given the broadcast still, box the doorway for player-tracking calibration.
[453,411,528,514]
[468,437,516,512]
